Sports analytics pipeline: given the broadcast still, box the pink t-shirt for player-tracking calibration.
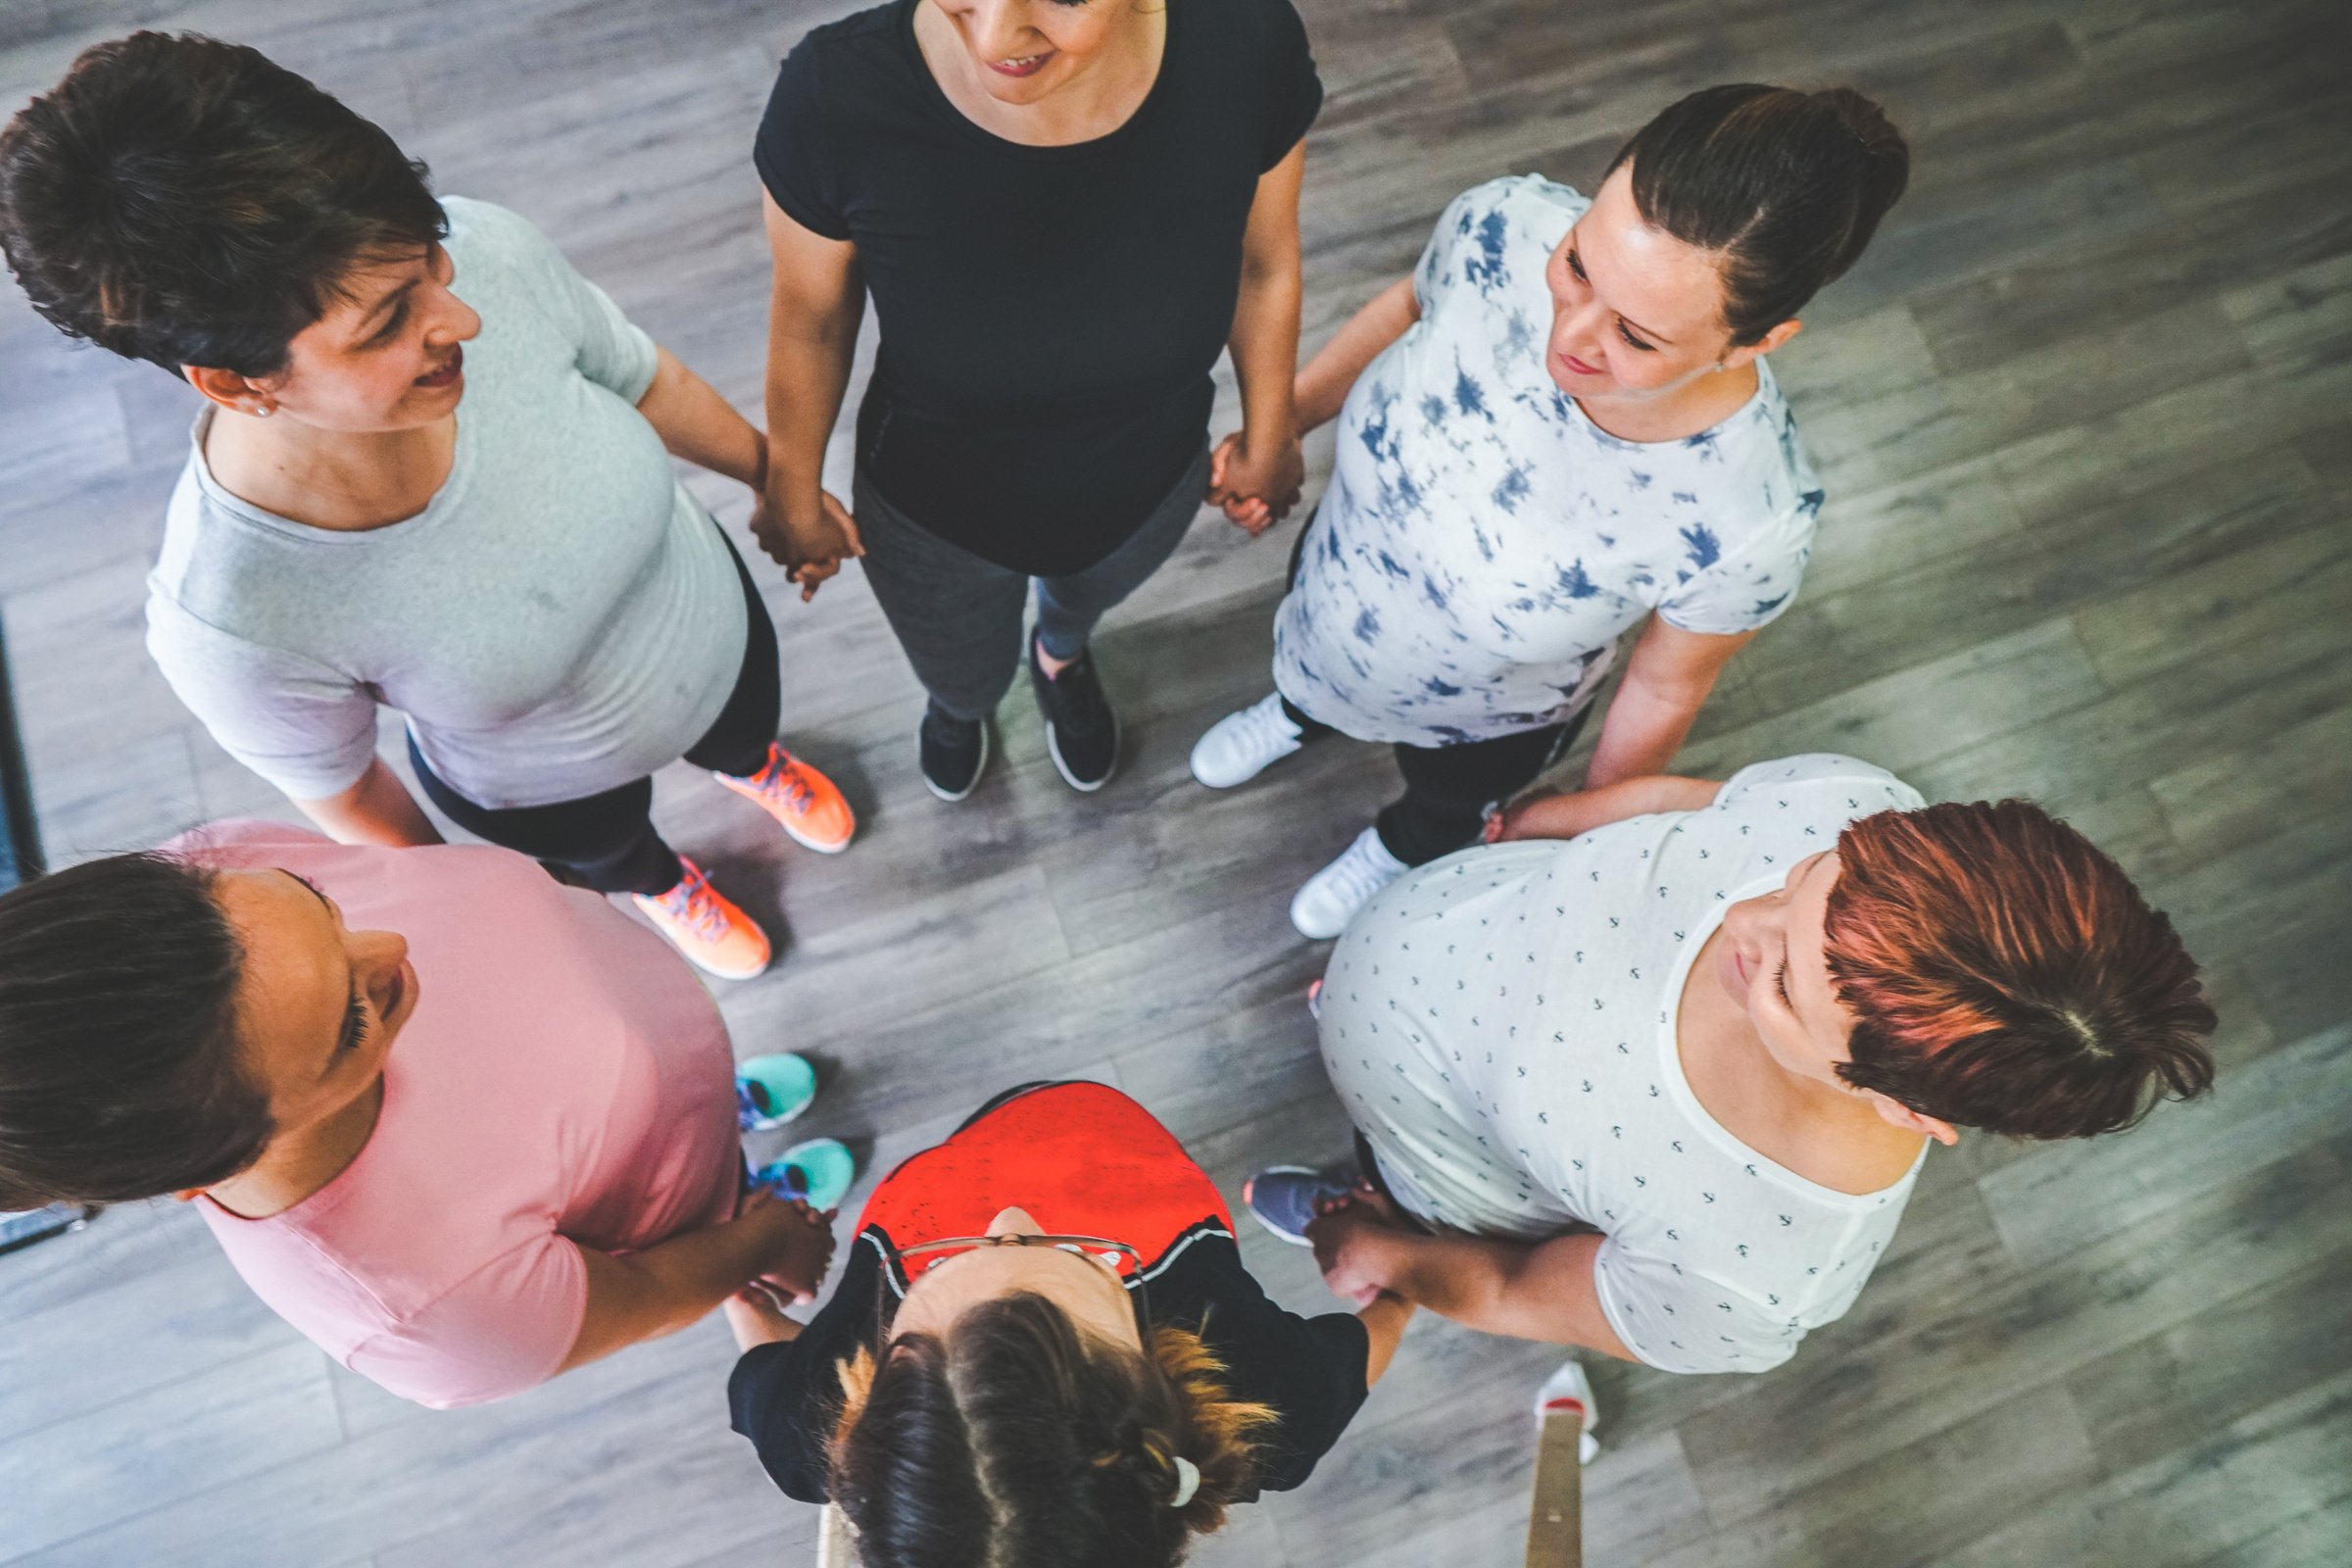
[180,822,741,1407]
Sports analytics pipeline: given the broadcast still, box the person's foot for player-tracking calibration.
[1029,639,1118,792]
[1190,692,1304,788]
[1290,827,1407,940]
[736,1053,819,1132]
[918,704,991,802]
[1243,1158,1364,1246]
[1534,1360,1601,1465]
[632,858,771,980]
[753,1138,858,1212]
[714,743,856,854]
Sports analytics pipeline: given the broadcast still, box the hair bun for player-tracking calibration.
[1810,87,1910,274]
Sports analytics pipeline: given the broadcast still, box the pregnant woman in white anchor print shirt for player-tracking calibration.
[1262,756,2218,1374]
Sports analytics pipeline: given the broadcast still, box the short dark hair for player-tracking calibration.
[830,1293,1275,1567]
[0,30,446,377]
[1605,84,1910,345]
[1824,801,2219,1141]
[0,853,269,1207]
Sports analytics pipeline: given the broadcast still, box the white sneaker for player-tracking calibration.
[1190,693,1304,788]
[1290,827,1406,939]
[1534,1360,1601,1464]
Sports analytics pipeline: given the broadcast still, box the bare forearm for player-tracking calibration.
[762,302,859,524]
[1582,676,1715,789]
[1356,1294,1416,1386]
[293,757,443,848]
[563,1219,769,1372]
[1505,774,1723,841]
[1230,257,1301,448]
[1296,276,1419,433]
[636,346,764,488]
[1373,1231,1635,1360]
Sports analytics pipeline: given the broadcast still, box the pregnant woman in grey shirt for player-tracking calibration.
[0,32,855,979]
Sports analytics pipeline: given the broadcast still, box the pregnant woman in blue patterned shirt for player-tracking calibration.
[1190,86,1911,940]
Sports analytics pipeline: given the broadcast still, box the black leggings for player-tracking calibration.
[412,535,781,896]
[1276,517,1588,865]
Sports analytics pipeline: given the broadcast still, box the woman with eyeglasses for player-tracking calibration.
[724,1081,1411,1565]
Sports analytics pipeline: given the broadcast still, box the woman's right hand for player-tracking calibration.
[733,1187,839,1303]
[755,489,864,602]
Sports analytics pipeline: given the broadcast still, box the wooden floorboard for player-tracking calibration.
[1,0,2348,1563]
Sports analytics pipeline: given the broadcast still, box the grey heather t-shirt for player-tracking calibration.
[147,196,748,810]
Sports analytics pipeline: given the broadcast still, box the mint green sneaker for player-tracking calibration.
[736,1053,819,1132]
[754,1139,857,1213]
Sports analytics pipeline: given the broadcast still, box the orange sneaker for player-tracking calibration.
[632,858,771,980]
[715,744,856,855]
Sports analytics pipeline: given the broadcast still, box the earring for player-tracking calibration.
[251,403,274,418]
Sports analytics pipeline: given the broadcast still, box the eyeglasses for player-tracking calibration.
[873,1231,1152,1339]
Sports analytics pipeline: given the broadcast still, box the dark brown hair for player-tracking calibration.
[0,30,445,377]
[1823,801,2218,1140]
[828,1293,1275,1568]
[1605,83,1910,344]
[0,853,268,1207]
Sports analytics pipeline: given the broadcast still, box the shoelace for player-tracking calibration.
[1232,695,1300,756]
[746,747,815,813]
[1325,838,1400,906]
[1051,655,1113,737]
[659,862,731,942]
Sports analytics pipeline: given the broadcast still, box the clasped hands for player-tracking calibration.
[721,1187,837,1347]
[1207,425,1306,535]
[1304,1184,1416,1307]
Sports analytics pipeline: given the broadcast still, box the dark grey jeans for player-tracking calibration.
[851,444,1212,723]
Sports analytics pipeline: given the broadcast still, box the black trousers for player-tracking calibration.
[411,534,781,896]
[1275,515,1589,866]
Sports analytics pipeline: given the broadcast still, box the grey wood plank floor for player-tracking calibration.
[3,1,2349,1563]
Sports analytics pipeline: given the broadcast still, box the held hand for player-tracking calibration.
[733,1188,838,1303]
[1484,791,1560,845]
[1206,428,1305,536]
[722,1284,803,1351]
[755,490,865,602]
[1306,1192,1406,1306]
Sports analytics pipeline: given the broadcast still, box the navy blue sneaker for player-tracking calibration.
[1243,1159,1365,1246]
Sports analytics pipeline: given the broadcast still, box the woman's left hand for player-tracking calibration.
[1207,428,1305,535]
[723,1283,804,1351]
[1306,1191,1407,1306]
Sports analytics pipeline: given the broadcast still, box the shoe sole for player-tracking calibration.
[1046,714,1118,793]
[921,718,991,803]
[713,772,855,855]
[664,943,770,982]
[741,1097,814,1133]
[1242,1166,1323,1247]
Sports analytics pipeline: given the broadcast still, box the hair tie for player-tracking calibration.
[1168,1455,1201,1508]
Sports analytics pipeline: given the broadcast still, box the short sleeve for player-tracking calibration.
[1178,1246,1371,1494]
[755,42,852,242]
[1257,0,1323,171]
[344,1233,588,1408]
[729,1240,886,1501]
[1655,503,1817,637]
[1713,754,1926,817]
[1592,1234,1803,1376]
[444,198,660,404]
[147,594,381,801]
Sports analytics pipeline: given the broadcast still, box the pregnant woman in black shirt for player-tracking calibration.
[754,0,1321,798]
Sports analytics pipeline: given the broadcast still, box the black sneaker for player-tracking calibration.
[917,704,990,802]
[1029,641,1118,791]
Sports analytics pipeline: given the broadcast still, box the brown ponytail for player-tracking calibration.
[827,1295,1276,1567]
[1603,83,1911,344]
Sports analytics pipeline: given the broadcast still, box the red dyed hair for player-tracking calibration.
[1821,800,2217,1140]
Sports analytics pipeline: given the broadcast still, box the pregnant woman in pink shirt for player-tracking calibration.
[0,823,833,1407]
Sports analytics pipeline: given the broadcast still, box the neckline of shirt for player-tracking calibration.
[184,401,473,549]
[895,0,1179,156]
[1652,872,1926,1208]
[1561,358,1783,454]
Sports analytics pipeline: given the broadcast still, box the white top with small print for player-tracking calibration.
[1318,754,1930,1374]
[1273,173,1824,748]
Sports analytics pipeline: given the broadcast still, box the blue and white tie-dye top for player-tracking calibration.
[1273,174,1825,748]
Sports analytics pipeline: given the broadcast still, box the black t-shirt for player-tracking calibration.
[725,1084,1370,1505]
[756,0,1323,575]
